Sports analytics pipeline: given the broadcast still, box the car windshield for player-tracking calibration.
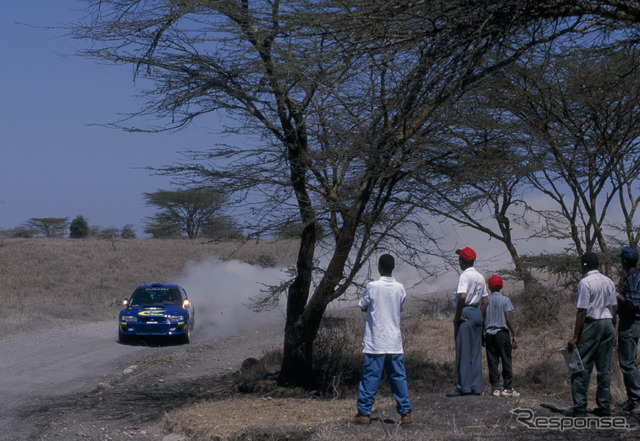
[130,288,182,306]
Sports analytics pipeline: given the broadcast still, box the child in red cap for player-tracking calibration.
[482,274,519,397]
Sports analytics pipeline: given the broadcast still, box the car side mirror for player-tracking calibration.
[123,299,130,308]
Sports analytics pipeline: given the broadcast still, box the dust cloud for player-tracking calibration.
[172,257,287,339]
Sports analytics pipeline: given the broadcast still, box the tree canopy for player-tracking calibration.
[25,217,69,238]
[143,188,234,239]
[73,0,640,388]
[70,215,90,238]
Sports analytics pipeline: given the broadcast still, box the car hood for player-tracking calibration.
[120,305,187,317]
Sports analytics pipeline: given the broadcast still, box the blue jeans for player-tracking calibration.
[356,354,411,415]
[618,318,640,403]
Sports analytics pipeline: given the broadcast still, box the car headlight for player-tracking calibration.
[120,315,138,323]
[166,315,185,322]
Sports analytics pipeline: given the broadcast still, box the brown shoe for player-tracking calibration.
[401,412,412,425]
[631,402,640,415]
[347,413,371,425]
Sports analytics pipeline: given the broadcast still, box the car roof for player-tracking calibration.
[135,283,182,290]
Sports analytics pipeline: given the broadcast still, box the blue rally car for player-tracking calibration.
[118,283,195,344]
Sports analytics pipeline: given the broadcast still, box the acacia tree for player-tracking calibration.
[144,188,229,239]
[493,45,640,258]
[25,217,69,238]
[414,89,540,286]
[73,0,627,388]
[423,43,640,282]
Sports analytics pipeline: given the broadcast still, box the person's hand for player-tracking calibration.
[568,337,578,352]
[512,336,518,349]
[453,317,467,330]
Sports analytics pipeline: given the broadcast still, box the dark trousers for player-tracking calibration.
[571,318,615,413]
[485,330,513,390]
[618,318,640,403]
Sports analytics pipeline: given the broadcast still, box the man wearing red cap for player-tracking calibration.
[483,274,519,397]
[447,246,488,397]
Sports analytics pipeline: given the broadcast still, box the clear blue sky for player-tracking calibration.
[1,1,219,235]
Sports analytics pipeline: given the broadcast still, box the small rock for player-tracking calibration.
[162,434,186,441]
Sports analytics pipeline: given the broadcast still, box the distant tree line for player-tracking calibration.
[1,216,137,239]
[0,188,246,240]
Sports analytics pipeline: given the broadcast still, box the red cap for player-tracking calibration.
[456,246,476,263]
[488,275,503,291]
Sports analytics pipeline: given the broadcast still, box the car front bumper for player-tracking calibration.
[119,320,188,336]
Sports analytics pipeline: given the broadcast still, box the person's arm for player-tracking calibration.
[480,296,489,319]
[610,303,617,328]
[453,292,467,326]
[568,308,587,351]
[359,286,371,312]
[505,310,517,348]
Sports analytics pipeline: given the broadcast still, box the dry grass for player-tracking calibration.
[0,237,298,336]
[3,238,633,439]
[164,396,369,440]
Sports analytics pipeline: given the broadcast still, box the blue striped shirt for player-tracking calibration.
[484,292,514,335]
[621,269,640,318]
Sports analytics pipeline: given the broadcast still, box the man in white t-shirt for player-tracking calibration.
[347,254,412,425]
[447,246,488,397]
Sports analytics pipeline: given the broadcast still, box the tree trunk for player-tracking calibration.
[278,293,327,389]
[278,216,317,388]
[278,211,364,389]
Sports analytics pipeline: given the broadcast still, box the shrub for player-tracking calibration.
[247,254,277,268]
[69,216,90,238]
[121,224,136,239]
[513,281,570,328]
[312,315,364,398]
[10,227,34,238]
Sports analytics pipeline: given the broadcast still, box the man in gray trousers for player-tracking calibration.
[447,247,488,397]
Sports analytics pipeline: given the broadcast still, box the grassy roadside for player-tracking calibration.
[1,238,631,440]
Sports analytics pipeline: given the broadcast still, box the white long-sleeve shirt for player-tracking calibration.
[359,276,406,354]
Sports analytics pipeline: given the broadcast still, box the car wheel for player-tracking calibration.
[181,322,191,344]
[118,328,130,344]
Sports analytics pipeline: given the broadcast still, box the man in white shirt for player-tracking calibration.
[447,246,488,397]
[347,254,412,425]
[565,252,617,417]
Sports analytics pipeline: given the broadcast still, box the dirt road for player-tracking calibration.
[0,321,284,440]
